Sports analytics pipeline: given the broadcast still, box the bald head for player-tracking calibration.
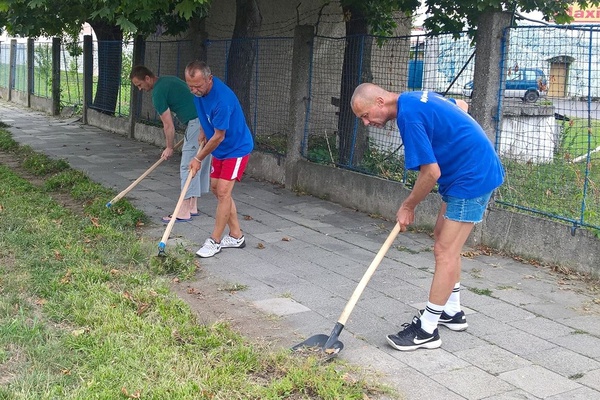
[351,83,387,110]
[351,83,398,128]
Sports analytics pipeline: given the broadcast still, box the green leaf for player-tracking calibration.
[174,0,197,20]
[116,15,138,33]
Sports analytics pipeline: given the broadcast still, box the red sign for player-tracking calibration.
[567,4,600,23]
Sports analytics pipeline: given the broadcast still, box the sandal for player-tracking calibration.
[161,215,192,223]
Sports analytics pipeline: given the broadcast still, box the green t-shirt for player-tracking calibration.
[152,76,197,124]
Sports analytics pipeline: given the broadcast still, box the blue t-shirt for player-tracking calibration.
[193,77,254,159]
[397,91,504,198]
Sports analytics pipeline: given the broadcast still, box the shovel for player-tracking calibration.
[292,222,401,358]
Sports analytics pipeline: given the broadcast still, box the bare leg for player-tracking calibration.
[210,178,240,242]
[429,208,474,305]
[189,196,198,214]
[166,198,192,220]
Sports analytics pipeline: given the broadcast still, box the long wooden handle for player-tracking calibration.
[159,172,194,246]
[337,222,401,325]
[107,139,184,206]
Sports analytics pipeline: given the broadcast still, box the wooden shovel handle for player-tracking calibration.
[107,138,184,206]
[159,172,194,246]
[337,222,401,325]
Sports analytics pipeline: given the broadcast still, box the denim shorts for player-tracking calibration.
[441,191,493,223]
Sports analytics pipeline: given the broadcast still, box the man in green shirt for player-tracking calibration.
[130,65,210,222]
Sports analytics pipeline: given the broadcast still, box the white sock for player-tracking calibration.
[419,302,444,334]
[444,282,462,317]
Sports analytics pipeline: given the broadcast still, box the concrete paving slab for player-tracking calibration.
[576,368,600,391]
[252,297,311,316]
[525,347,600,377]
[508,316,575,340]
[433,365,516,399]
[454,344,532,375]
[549,333,600,358]
[546,386,600,400]
[483,328,558,356]
[499,365,581,398]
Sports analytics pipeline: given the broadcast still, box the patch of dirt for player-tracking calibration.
[0,152,84,212]
[171,273,301,350]
[0,150,302,352]
[0,344,25,386]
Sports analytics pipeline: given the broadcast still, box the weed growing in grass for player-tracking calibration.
[219,282,249,293]
[254,132,288,155]
[469,287,494,297]
[21,152,70,176]
[0,129,18,150]
[150,244,197,279]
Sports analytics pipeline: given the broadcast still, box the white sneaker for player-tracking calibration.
[220,234,246,249]
[196,238,221,258]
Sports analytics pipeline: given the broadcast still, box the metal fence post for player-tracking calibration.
[285,25,314,189]
[51,37,61,115]
[27,38,34,108]
[82,35,93,124]
[9,39,16,101]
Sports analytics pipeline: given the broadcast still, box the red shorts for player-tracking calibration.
[210,155,249,182]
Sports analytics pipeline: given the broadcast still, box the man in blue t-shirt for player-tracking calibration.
[184,60,254,258]
[351,84,504,351]
[129,65,211,223]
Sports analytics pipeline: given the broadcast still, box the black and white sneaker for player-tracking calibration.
[418,309,468,331]
[386,317,442,351]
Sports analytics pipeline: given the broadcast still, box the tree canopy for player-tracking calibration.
[0,0,209,38]
[339,0,420,37]
[422,0,600,36]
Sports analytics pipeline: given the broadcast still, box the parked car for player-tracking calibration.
[462,68,548,103]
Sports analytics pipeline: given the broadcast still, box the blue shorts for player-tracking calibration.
[441,191,493,223]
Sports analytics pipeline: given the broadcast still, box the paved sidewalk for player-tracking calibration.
[1,101,600,400]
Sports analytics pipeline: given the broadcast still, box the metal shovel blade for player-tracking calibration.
[292,333,344,358]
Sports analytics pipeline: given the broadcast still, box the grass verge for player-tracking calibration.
[0,128,393,399]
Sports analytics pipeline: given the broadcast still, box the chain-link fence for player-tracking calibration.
[2,26,599,232]
[93,27,600,233]
[495,25,600,231]
[306,33,475,184]
[31,40,84,112]
[90,40,132,117]
[32,41,52,98]
[2,38,130,117]
[60,41,84,112]
[0,43,10,89]
[13,42,27,92]
[205,37,295,155]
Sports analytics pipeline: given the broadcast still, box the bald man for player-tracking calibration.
[351,84,504,351]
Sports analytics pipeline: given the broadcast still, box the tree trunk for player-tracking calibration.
[470,10,512,142]
[184,16,208,62]
[338,5,372,166]
[226,0,262,133]
[89,20,123,115]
